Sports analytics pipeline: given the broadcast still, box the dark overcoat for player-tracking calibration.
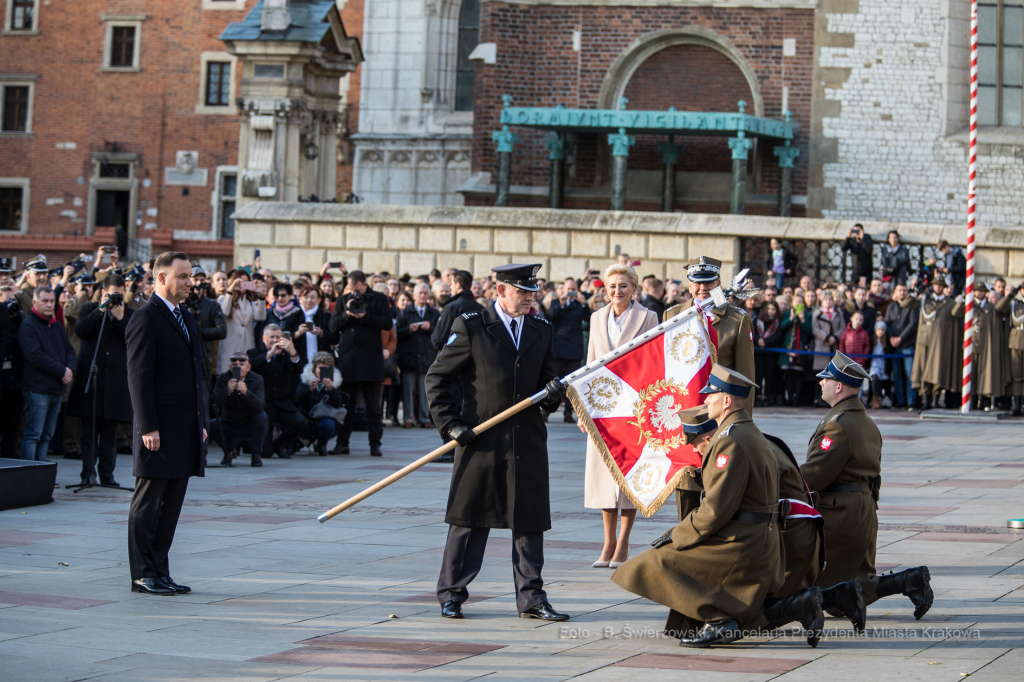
[395,305,441,373]
[431,290,483,350]
[329,289,392,383]
[125,296,206,479]
[801,396,881,603]
[545,297,593,361]
[425,304,558,533]
[67,303,135,423]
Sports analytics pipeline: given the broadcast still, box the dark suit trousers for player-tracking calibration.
[81,417,118,481]
[263,403,308,455]
[338,381,383,447]
[436,525,547,612]
[128,477,189,580]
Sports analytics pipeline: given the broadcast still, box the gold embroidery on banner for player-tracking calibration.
[627,379,688,452]
[670,329,706,365]
[583,376,621,413]
[630,462,664,496]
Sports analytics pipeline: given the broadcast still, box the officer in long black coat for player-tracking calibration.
[67,277,135,486]
[426,263,568,622]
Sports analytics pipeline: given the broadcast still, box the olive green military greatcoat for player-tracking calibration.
[612,410,783,630]
[953,298,1010,397]
[664,299,755,383]
[995,288,1024,395]
[764,433,822,596]
[903,293,958,392]
[801,396,883,603]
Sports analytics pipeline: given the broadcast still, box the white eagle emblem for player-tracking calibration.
[648,394,681,433]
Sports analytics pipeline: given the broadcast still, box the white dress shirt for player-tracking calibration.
[494,301,524,349]
[607,301,633,347]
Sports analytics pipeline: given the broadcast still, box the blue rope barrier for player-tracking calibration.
[754,347,913,360]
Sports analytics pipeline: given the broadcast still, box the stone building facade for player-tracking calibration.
[812,0,1024,229]
[0,0,362,270]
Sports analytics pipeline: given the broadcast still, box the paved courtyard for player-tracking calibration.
[1,408,1023,681]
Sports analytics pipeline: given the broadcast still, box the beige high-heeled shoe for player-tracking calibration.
[608,550,630,569]
[592,559,610,568]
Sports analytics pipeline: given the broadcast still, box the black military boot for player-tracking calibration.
[678,619,742,648]
[763,587,825,648]
[876,567,933,619]
[821,579,866,632]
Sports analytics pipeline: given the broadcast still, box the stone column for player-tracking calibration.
[774,141,800,217]
[492,124,519,207]
[657,136,682,213]
[546,133,566,209]
[728,131,752,215]
[608,127,635,211]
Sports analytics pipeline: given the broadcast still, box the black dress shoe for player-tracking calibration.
[519,602,569,621]
[441,600,463,619]
[158,576,191,594]
[251,453,263,467]
[131,577,176,595]
[78,474,95,487]
[679,619,741,648]
[370,445,382,457]
[330,444,349,455]
[99,478,120,487]
[436,452,455,464]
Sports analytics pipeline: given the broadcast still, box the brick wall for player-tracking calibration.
[472,4,815,204]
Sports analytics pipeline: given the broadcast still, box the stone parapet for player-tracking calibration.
[233,203,1024,281]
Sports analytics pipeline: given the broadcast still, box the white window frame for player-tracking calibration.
[0,75,36,135]
[0,177,30,234]
[196,52,238,115]
[211,165,238,238]
[101,15,146,72]
[201,0,247,10]
[3,0,39,34]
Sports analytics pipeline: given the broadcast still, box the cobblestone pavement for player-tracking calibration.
[2,408,1022,681]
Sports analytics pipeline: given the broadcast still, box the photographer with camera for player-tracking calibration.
[185,266,227,399]
[288,286,337,366]
[329,270,392,456]
[216,270,266,374]
[248,324,307,459]
[842,224,875,288]
[211,352,267,467]
[296,351,344,457]
[16,256,50,316]
[66,275,133,486]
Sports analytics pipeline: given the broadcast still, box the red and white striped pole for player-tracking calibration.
[962,0,979,414]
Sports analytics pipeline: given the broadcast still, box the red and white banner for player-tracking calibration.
[567,310,717,516]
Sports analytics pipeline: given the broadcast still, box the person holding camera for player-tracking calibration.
[842,224,875,288]
[247,324,306,459]
[186,266,228,404]
[881,231,910,286]
[282,286,337,366]
[216,270,266,374]
[66,276,134,486]
[328,270,393,456]
[211,352,267,467]
[296,351,344,457]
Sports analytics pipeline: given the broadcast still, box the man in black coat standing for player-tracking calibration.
[67,275,134,487]
[125,252,207,596]
[329,270,393,456]
[545,277,592,422]
[395,282,441,428]
[426,263,569,622]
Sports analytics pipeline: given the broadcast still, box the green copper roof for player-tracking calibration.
[219,0,335,43]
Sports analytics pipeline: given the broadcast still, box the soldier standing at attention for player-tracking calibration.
[902,276,959,410]
[803,352,933,622]
[994,279,1024,415]
[613,366,824,648]
[665,256,756,511]
[426,264,569,622]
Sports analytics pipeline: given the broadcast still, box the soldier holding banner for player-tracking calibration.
[612,366,824,648]
[426,263,569,622]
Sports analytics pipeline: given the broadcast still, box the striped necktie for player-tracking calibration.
[172,307,190,342]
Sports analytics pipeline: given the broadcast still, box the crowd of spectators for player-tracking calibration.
[0,227,1018,478]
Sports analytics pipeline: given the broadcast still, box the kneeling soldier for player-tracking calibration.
[803,352,933,624]
[612,366,824,648]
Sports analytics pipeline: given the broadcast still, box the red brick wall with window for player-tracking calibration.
[471,4,814,209]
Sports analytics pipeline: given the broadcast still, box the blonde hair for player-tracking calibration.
[603,264,639,290]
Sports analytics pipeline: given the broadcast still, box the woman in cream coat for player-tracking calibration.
[578,264,659,567]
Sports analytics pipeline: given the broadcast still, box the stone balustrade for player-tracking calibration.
[232,202,1024,282]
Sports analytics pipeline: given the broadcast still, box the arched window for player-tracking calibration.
[454,0,479,111]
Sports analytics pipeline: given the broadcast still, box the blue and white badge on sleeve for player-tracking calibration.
[446,333,458,346]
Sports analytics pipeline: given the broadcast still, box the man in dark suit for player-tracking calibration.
[395,282,441,428]
[125,252,207,596]
[247,324,306,459]
[67,275,134,487]
[426,263,568,622]
[545,277,592,422]
[328,270,393,456]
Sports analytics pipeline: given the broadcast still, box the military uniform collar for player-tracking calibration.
[714,408,751,440]
[819,395,863,424]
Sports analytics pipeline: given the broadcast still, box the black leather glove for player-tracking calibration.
[544,378,566,404]
[652,530,674,549]
[447,423,478,448]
